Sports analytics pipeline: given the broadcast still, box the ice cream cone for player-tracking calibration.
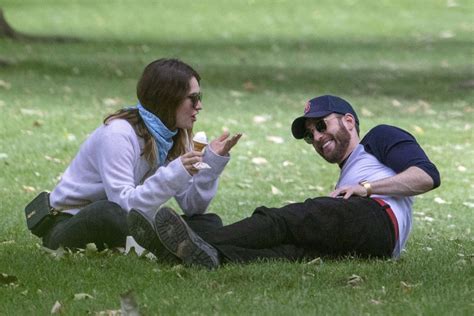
[193,131,208,152]
[193,140,207,152]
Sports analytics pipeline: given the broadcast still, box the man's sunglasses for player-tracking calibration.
[187,92,202,109]
[303,116,341,144]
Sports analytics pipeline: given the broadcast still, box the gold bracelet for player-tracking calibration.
[359,180,372,197]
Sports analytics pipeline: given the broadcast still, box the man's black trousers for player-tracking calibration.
[200,196,396,263]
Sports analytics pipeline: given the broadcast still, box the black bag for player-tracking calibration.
[24,192,59,237]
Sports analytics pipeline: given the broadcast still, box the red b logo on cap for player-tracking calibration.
[304,101,311,114]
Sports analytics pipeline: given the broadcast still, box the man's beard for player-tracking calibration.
[317,120,351,164]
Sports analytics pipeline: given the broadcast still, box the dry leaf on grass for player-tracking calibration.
[252,157,268,165]
[20,108,44,116]
[74,293,94,300]
[96,310,121,316]
[307,257,323,265]
[243,81,257,91]
[391,99,401,107]
[400,281,420,293]
[22,185,37,193]
[412,125,424,134]
[266,136,284,144]
[434,197,448,204]
[50,301,62,314]
[271,185,282,195]
[41,246,66,260]
[282,161,293,167]
[457,165,466,172]
[361,108,373,117]
[253,115,268,124]
[0,79,12,89]
[120,290,140,316]
[44,155,62,164]
[347,274,363,287]
[102,98,122,107]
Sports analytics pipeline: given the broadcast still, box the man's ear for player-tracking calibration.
[343,114,356,131]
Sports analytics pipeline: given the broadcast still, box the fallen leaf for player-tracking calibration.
[391,99,401,107]
[400,281,420,293]
[0,79,11,89]
[307,257,323,265]
[102,98,122,107]
[439,30,455,38]
[347,274,363,287]
[457,165,466,172]
[96,310,121,315]
[447,0,459,7]
[243,81,256,91]
[253,115,268,124]
[0,153,8,159]
[370,299,383,305]
[44,155,62,164]
[41,246,66,260]
[434,197,447,204]
[66,133,77,142]
[251,157,268,165]
[74,293,94,300]
[271,185,282,195]
[22,185,36,193]
[361,108,373,117]
[282,161,293,167]
[266,136,284,144]
[20,108,44,116]
[120,290,140,316]
[236,183,252,189]
[50,301,62,314]
[422,216,434,222]
[229,90,243,97]
[412,125,424,134]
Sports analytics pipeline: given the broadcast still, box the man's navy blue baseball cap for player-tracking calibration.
[291,95,359,139]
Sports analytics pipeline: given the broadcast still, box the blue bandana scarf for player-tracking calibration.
[136,102,177,166]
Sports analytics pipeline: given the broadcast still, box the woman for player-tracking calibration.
[40,58,241,253]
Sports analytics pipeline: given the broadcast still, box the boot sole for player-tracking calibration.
[127,209,180,264]
[154,207,219,269]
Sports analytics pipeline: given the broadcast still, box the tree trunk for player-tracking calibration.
[0,8,79,42]
[0,8,19,38]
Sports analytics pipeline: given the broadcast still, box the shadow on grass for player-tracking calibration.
[2,37,472,102]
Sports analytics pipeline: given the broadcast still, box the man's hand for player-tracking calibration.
[180,151,204,176]
[330,184,368,199]
[330,166,435,199]
[209,132,242,156]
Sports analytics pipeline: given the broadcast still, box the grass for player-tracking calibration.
[0,0,473,314]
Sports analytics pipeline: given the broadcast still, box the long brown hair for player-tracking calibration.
[104,58,200,166]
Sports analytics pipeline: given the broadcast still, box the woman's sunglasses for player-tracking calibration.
[303,116,341,144]
[187,92,202,109]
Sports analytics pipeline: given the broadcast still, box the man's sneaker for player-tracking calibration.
[127,208,179,264]
[154,207,220,269]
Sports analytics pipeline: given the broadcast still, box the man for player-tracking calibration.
[129,95,440,269]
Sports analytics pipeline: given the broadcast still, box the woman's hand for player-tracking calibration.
[180,151,204,176]
[209,132,242,156]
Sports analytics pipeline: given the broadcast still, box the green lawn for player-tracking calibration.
[0,0,473,314]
